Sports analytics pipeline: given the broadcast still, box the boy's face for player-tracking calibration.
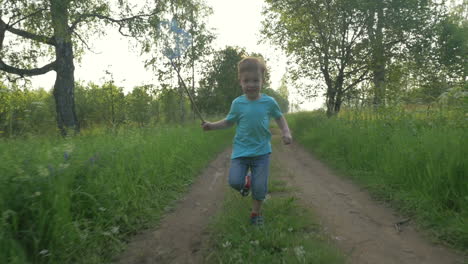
[240,70,263,100]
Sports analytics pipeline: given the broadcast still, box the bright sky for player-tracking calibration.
[29,0,323,111]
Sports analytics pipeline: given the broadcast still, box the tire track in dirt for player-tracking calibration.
[273,141,465,264]
[114,149,231,264]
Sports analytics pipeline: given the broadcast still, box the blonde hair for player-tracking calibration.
[237,57,267,80]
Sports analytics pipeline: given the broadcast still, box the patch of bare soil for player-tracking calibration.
[114,149,231,264]
[273,141,466,264]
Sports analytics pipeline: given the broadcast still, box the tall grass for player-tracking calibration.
[287,108,468,250]
[0,124,233,263]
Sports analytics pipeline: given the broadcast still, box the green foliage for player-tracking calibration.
[158,87,191,123]
[0,124,233,264]
[262,0,370,116]
[197,46,246,115]
[262,0,465,112]
[277,74,289,102]
[0,83,56,137]
[263,88,289,113]
[74,81,126,128]
[1,0,214,133]
[437,15,467,80]
[405,9,467,105]
[196,46,289,115]
[126,85,155,127]
[288,109,468,250]
[0,79,206,137]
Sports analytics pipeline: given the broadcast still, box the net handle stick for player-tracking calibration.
[170,60,205,124]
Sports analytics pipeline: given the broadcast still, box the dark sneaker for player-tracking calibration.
[240,172,251,197]
[250,215,264,226]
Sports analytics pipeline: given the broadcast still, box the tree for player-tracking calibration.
[197,46,246,114]
[126,85,154,127]
[0,0,207,135]
[277,74,289,102]
[262,0,371,116]
[145,1,214,122]
[399,2,467,104]
[358,0,439,107]
[196,47,288,115]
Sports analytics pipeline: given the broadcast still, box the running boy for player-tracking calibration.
[201,57,292,225]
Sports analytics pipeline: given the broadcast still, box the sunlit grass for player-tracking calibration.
[287,108,468,251]
[0,124,233,264]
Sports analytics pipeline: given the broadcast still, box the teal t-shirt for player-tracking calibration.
[226,94,283,159]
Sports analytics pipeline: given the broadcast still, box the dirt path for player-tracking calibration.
[115,143,465,264]
[115,149,231,264]
[273,141,465,264]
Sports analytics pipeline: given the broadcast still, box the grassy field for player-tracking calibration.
[0,124,233,264]
[204,138,344,264]
[287,108,468,251]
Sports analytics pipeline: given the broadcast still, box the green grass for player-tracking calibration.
[204,150,344,263]
[0,124,233,264]
[287,109,468,251]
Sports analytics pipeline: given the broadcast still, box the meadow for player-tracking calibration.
[287,107,468,251]
[1,106,466,263]
[0,124,233,264]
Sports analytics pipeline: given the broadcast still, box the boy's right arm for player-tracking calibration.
[201,119,233,131]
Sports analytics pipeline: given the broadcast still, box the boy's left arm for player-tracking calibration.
[275,115,292,145]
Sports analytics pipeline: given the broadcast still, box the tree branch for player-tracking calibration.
[344,65,368,77]
[8,8,48,28]
[0,18,56,45]
[69,12,154,35]
[344,70,370,93]
[0,59,56,76]
[0,18,5,50]
[72,31,99,53]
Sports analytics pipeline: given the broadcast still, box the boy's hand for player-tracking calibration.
[201,122,212,131]
[282,132,292,145]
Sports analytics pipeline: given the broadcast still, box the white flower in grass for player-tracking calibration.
[249,240,259,246]
[294,245,305,257]
[16,167,25,175]
[63,142,75,153]
[98,207,107,212]
[39,249,50,256]
[288,227,294,232]
[111,226,119,234]
[59,163,69,169]
[37,166,49,177]
[222,241,231,248]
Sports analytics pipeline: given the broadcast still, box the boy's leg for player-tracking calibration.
[228,157,249,191]
[252,199,262,215]
[250,154,270,216]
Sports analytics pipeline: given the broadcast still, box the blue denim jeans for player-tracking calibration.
[228,153,270,200]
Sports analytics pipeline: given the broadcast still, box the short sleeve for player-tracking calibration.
[226,99,239,123]
[270,97,283,119]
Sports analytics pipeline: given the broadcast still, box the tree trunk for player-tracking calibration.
[371,1,386,108]
[51,0,79,136]
[372,61,386,107]
[53,41,78,135]
[326,86,337,117]
[179,81,186,122]
[334,92,343,114]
